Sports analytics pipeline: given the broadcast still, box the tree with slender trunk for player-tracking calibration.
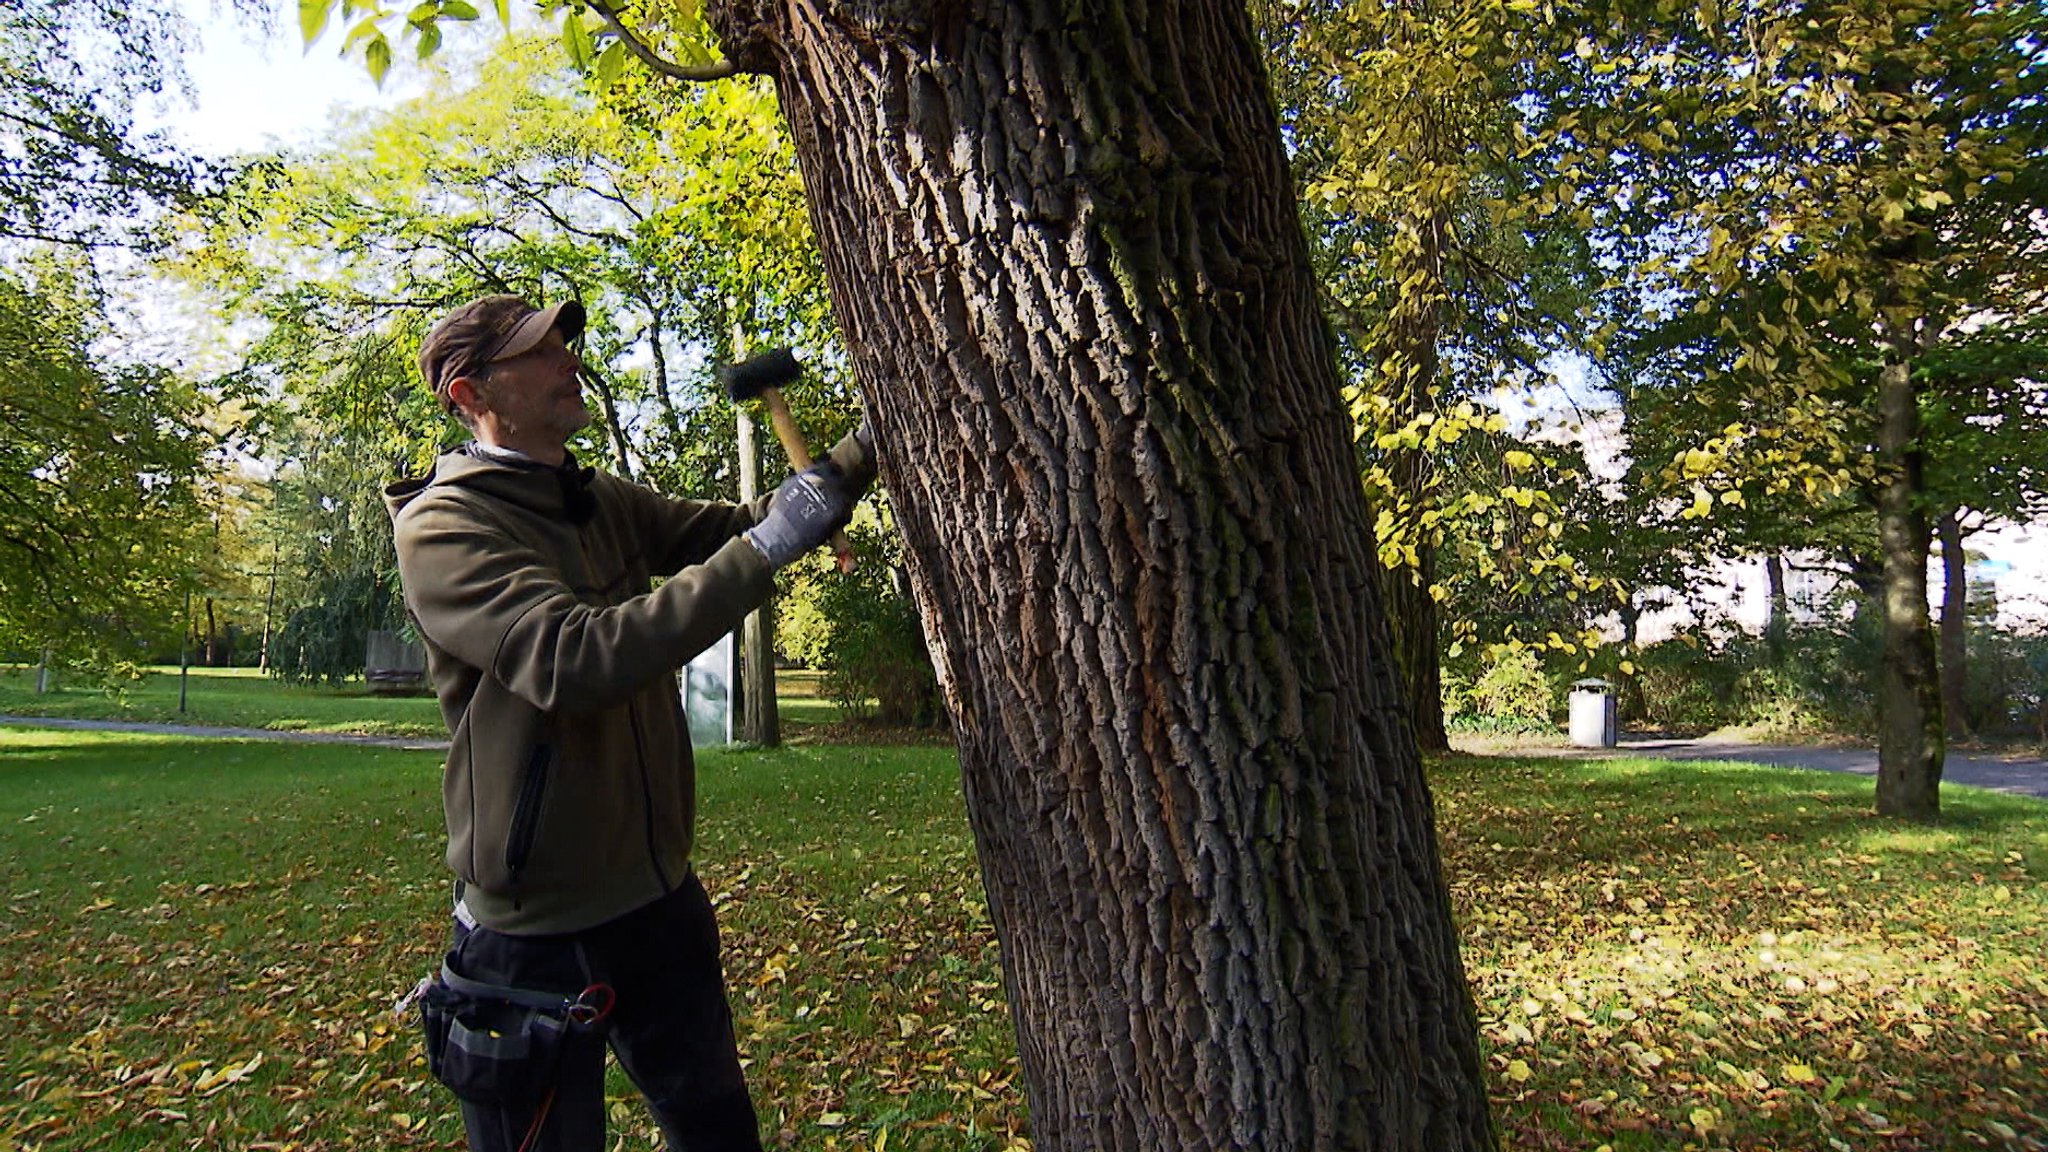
[1873,358,1944,817]
[1257,0,1598,752]
[736,405,780,748]
[1558,0,2047,821]
[1934,509,1969,742]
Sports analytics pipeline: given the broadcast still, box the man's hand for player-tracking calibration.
[744,463,856,568]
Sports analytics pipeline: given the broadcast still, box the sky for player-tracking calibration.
[155,1,413,156]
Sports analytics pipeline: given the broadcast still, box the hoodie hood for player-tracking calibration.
[385,445,596,526]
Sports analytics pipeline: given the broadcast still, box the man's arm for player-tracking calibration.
[396,495,776,715]
[626,421,880,573]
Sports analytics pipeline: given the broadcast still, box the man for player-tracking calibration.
[385,293,874,1151]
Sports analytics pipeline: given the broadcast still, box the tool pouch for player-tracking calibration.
[417,961,613,1107]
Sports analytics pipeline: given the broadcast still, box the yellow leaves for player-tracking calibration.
[1689,1105,1722,1136]
[193,1053,263,1095]
[1503,449,1537,472]
[1679,447,1721,478]
[1782,1061,1819,1084]
[1505,1058,1533,1083]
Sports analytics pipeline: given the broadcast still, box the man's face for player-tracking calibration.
[472,328,591,448]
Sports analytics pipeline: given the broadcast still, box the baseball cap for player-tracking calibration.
[418,295,587,407]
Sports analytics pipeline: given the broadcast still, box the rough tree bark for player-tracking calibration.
[1936,508,1970,742]
[1378,204,1451,753]
[1874,358,1944,820]
[710,2,1493,1147]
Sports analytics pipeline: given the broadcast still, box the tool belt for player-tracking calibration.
[410,961,615,1107]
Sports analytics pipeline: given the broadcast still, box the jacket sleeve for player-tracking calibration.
[610,477,774,577]
[395,493,777,715]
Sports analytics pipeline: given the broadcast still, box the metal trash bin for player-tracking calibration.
[1568,678,1618,748]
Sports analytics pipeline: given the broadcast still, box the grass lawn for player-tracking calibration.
[0,666,865,742]
[0,725,2041,1150]
[0,665,448,739]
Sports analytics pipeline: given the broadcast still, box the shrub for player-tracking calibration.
[1624,637,1739,733]
[1962,626,2048,741]
[779,519,941,727]
[1445,644,1556,732]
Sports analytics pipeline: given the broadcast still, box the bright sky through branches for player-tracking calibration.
[152,0,410,157]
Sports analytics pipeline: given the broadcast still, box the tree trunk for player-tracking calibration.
[1377,204,1451,753]
[1763,552,1789,662]
[712,3,1493,1147]
[736,406,780,747]
[583,361,637,482]
[1936,508,1970,742]
[1382,553,1448,751]
[1874,359,1943,820]
[644,299,690,455]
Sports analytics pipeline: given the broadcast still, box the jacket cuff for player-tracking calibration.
[704,531,780,603]
[825,427,879,493]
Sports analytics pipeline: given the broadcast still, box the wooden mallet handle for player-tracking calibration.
[759,386,856,573]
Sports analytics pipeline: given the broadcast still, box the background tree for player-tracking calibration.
[0,261,218,667]
[162,34,857,689]
[0,1,237,672]
[1259,0,1598,749]
[311,0,1499,1146]
[1555,0,2048,818]
[0,0,212,249]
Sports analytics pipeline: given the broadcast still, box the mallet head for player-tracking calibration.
[716,347,802,403]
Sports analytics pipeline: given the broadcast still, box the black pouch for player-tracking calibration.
[417,961,614,1107]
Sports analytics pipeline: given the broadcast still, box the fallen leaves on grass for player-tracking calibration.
[2,742,2042,1151]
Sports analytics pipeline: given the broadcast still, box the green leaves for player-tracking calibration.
[0,262,219,663]
[560,7,593,70]
[298,0,333,45]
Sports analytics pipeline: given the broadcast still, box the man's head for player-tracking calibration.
[419,295,591,457]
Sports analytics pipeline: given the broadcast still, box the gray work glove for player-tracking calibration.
[745,462,856,568]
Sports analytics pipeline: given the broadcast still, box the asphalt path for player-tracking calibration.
[1523,734,2048,800]
[6,715,2044,800]
[0,714,447,752]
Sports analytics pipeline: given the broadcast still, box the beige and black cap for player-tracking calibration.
[419,294,587,410]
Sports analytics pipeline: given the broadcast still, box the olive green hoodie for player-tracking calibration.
[384,447,780,934]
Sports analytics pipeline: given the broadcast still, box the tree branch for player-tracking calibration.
[583,0,746,83]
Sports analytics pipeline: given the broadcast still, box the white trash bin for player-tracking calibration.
[1568,678,1618,748]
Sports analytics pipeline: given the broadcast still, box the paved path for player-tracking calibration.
[1510,735,2048,800]
[7,715,2044,800]
[0,715,448,752]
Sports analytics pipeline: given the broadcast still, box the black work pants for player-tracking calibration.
[446,873,762,1152]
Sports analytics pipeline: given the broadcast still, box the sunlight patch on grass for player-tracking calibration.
[1856,825,1970,856]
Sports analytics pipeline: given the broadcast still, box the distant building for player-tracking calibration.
[1628,522,2048,643]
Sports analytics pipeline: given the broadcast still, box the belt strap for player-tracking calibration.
[439,962,581,1013]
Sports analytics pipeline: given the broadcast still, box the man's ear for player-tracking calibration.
[446,374,488,422]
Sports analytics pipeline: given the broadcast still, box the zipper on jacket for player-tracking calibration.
[627,700,673,892]
[506,742,554,902]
